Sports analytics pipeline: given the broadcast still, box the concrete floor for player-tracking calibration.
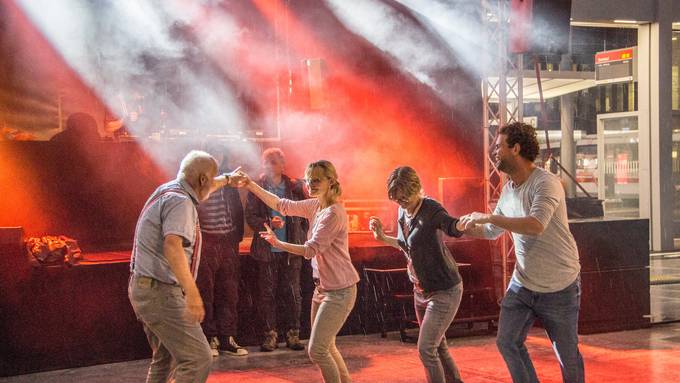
[3,323,680,383]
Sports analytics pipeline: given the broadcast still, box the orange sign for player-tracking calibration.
[595,48,634,64]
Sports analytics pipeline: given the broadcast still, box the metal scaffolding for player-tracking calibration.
[481,0,523,300]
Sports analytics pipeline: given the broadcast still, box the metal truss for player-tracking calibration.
[481,0,523,300]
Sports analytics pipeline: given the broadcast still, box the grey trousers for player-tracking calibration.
[309,284,357,383]
[129,275,212,383]
[414,283,464,383]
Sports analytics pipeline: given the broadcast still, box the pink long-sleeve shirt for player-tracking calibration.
[278,198,360,291]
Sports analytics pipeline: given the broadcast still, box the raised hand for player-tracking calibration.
[259,222,281,247]
[227,167,250,187]
[368,216,384,241]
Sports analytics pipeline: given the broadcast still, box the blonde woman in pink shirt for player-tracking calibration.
[242,160,360,383]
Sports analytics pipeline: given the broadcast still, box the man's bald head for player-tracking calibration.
[178,150,218,201]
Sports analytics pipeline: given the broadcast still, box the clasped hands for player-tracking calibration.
[214,167,251,188]
[457,212,492,231]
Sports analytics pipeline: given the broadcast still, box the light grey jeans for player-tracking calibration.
[128,275,213,383]
[414,283,464,383]
[309,284,357,383]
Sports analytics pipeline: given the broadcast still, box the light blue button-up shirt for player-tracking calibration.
[131,178,200,284]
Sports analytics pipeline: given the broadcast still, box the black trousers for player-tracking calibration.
[196,234,240,338]
[257,253,302,333]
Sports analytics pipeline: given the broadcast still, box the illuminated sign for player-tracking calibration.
[595,47,637,84]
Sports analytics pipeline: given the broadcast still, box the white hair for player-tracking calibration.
[177,150,217,183]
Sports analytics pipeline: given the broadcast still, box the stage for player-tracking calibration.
[0,219,650,377]
[3,323,680,383]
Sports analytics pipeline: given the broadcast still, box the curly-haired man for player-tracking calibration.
[460,122,584,383]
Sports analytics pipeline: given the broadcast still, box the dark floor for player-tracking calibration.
[3,322,680,383]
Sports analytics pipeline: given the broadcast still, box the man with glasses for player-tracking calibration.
[245,148,308,352]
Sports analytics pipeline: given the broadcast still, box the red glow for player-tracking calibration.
[1,0,483,244]
[248,0,481,197]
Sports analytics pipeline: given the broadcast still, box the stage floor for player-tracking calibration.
[3,323,680,383]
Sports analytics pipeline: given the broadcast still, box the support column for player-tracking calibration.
[560,93,577,198]
[640,0,675,251]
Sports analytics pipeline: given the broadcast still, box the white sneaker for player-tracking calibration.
[209,336,220,357]
[220,336,249,356]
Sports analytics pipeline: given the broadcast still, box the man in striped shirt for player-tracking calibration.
[196,147,247,357]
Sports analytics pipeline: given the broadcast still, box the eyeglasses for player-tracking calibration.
[304,177,327,186]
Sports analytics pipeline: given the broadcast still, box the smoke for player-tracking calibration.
[15,0,261,168]
[324,0,449,89]
[396,0,489,75]
[11,0,484,200]
[323,0,487,102]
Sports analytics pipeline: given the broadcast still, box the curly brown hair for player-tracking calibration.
[499,122,540,162]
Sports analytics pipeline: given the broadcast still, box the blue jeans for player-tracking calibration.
[414,283,464,383]
[496,278,584,383]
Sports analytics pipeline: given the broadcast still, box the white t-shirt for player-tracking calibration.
[484,167,580,293]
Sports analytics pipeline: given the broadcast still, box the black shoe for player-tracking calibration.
[218,336,248,356]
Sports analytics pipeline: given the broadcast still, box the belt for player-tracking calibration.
[132,274,180,289]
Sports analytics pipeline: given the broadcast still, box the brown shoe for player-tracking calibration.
[285,329,305,351]
[260,330,278,352]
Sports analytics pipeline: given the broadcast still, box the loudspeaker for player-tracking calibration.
[510,0,572,54]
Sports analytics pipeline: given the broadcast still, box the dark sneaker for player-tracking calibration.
[218,336,248,356]
[285,329,305,351]
[260,330,278,352]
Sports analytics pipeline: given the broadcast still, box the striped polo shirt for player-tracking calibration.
[197,187,235,235]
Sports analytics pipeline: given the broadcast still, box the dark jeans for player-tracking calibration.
[257,253,302,333]
[196,234,240,338]
[496,278,585,383]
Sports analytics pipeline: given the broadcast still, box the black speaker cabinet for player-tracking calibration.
[510,0,572,54]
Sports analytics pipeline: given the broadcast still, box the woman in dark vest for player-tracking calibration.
[369,166,466,383]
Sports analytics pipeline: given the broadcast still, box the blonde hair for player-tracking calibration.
[387,166,422,200]
[305,160,342,204]
[178,150,218,184]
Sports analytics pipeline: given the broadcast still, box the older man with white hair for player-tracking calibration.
[128,150,244,383]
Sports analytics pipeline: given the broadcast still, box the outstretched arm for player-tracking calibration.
[237,171,281,211]
[259,223,305,256]
[459,212,542,236]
